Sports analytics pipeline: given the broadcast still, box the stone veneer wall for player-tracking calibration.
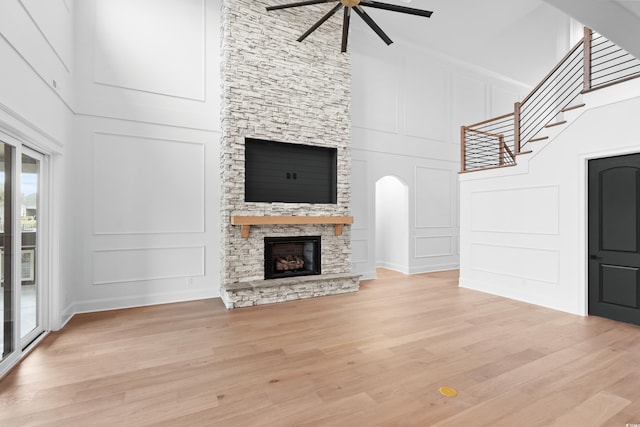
[220,0,358,307]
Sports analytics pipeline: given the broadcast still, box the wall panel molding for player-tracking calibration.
[92,131,205,235]
[351,51,399,134]
[92,246,205,285]
[453,73,487,127]
[415,235,453,258]
[470,185,559,235]
[351,239,369,264]
[0,101,65,149]
[19,0,72,71]
[404,60,448,141]
[351,159,369,230]
[470,243,559,284]
[415,166,453,228]
[93,0,206,101]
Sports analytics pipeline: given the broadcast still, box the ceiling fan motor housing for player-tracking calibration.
[341,0,361,6]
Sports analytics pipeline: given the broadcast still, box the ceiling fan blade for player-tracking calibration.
[341,7,351,53]
[266,0,337,11]
[353,5,393,46]
[298,3,343,42]
[360,1,433,18]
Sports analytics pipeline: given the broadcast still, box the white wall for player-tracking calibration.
[472,3,574,86]
[1,0,223,325]
[0,0,574,324]
[66,0,222,314]
[375,176,409,273]
[459,78,640,315]
[0,0,72,144]
[0,0,73,329]
[350,31,530,279]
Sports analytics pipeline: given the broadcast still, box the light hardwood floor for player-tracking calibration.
[1,269,639,426]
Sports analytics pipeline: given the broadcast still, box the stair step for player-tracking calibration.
[561,103,586,113]
[528,136,549,143]
[545,120,567,128]
[516,150,533,156]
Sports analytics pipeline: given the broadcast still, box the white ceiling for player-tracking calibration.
[347,0,572,86]
[274,0,640,86]
[615,0,640,18]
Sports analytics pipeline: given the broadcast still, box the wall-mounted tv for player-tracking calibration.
[244,138,337,204]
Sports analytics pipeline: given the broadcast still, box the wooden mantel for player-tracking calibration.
[231,216,354,238]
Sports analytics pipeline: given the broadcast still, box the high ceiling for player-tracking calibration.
[542,0,640,61]
[618,0,640,17]
[271,0,640,87]
[347,0,573,86]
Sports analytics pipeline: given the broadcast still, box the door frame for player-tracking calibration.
[580,145,640,317]
[0,112,60,378]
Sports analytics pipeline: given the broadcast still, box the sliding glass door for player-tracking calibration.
[1,143,47,371]
[21,149,44,346]
[1,142,15,363]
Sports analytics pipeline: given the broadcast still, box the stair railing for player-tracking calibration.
[461,27,640,172]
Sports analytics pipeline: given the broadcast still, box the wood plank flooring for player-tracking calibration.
[1,269,640,426]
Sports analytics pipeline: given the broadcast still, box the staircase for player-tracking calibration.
[460,27,640,173]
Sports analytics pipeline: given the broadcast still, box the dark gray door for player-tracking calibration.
[588,153,640,326]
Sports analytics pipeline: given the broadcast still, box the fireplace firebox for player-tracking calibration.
[264,236,321,279]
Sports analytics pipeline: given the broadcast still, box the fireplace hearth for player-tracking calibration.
[264,236,321,279]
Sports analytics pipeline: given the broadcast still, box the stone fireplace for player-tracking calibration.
[219,0,360,308]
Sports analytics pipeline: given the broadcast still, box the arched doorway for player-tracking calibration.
[375,176,409,274]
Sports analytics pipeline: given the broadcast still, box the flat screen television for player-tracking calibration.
[244,138,337,204]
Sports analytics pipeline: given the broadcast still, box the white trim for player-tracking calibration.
[350,26,533,90]
[0,331,48,381]
[414,235,454,258]
[408,264,460,275]
[0,103,64,151]
[11,143,21,363]
[357,271,376,281]
[73,290,217,315]
[375,261,410,275]
[578,145,640,318]
[59,302,75,330]
[20,147,48,348]
[0,352,21,380]
[459,276,579,315]
[18,0,71,72]
[0,106,61,372]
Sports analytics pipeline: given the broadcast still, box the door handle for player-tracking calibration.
[589,254,603,260]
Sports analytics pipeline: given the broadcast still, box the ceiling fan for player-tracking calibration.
[266,0,433,52]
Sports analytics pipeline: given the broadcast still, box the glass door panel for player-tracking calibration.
[1,143,15,362]
[20,153,39,341]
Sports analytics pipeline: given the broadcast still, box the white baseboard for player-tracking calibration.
[358,271,376,281]
[58,302,76,330]
[459,276,582,316]
[376,261,410,274]
[408,263,460,275]
[72,289,218,316]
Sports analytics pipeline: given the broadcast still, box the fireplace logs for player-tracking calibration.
[275,255,305,271]
[264,236,321,279]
